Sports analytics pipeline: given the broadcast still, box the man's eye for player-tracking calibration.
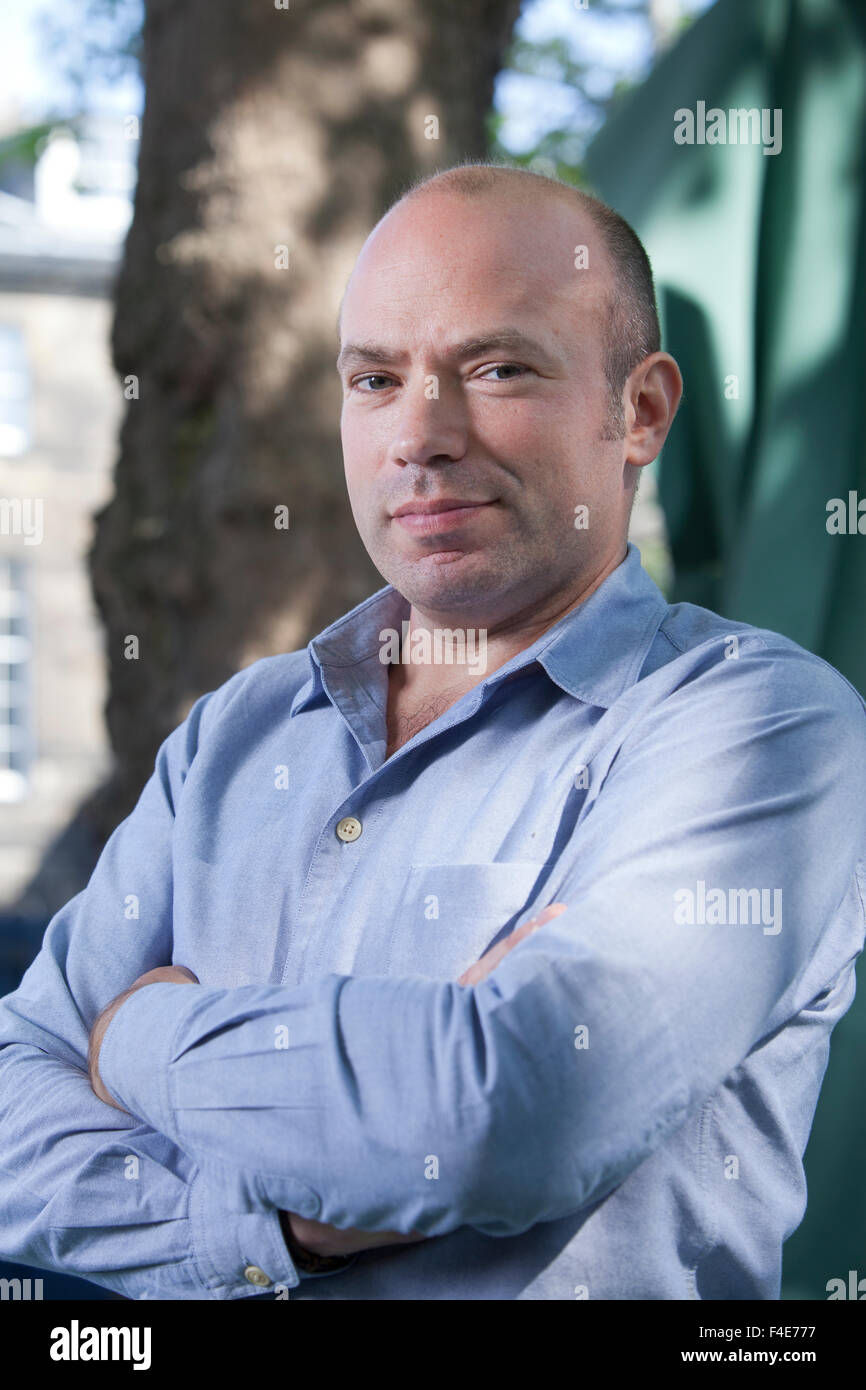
[478,364,529,381]
[352,374,395,391]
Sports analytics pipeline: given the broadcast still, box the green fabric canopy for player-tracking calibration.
[585,0,866,1300]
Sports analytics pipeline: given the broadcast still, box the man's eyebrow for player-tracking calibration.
[335,330,561,374]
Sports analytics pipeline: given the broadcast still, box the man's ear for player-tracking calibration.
[624,352,683,467]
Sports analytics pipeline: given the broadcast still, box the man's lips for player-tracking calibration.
[390,498,497,535]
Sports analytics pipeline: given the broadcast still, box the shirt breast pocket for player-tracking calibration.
[385,861,550,982]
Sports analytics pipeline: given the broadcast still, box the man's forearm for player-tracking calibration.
[0,1040,300,1299]
[95,974,483,1236]
[91,912,561,1261]
[92,955,689,1241]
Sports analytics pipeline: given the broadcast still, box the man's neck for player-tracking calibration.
[392,545,626,701]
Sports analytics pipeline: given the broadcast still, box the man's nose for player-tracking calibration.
[387,377,467,468]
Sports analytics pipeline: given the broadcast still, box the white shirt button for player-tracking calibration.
[244,1265,271,1287]
[336,816,362,842]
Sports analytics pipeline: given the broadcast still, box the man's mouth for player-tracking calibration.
[390,498,497,535]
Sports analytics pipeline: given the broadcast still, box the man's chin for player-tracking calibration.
[382,547,510,612]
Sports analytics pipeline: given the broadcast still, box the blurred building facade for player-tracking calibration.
[0,113,134,909]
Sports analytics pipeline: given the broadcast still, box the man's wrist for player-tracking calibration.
[88,984,143,1108]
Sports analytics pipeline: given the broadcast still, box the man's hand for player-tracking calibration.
[457,901,567,986]
[283,1211,429,1260]
[281,900,568,1261]
[88,965,199,1109]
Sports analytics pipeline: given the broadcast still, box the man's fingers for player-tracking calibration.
[457,902,568,986]
[287,1211,429,1258]
[172,965,199,984]
[518,901,568,936]
[130,965,200,989]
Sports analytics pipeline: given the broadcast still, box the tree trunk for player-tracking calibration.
[17,0,523,918]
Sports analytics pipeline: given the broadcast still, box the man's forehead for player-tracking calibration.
[361,190,604,277]
[336,326,570,375]
[339,190,610,341]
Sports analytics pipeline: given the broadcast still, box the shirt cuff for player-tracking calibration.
[187,1164,304,1298]
[98,981,196,1139]
[98,984,313,1298]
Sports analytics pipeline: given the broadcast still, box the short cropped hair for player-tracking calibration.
[394,162,661,443]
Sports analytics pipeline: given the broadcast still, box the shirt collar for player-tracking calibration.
[291,542,668,716]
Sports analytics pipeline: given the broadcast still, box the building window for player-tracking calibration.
[0,325,31,458]
[0,557,32,801]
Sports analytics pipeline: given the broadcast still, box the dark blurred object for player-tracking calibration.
[0,1259,126,1299]
[0,913,46,996]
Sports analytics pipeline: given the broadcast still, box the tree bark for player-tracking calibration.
[17,0,523,918]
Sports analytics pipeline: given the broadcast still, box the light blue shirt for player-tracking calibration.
[1,542,864,1300]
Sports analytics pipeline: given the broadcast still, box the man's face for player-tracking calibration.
[337,189,630,626]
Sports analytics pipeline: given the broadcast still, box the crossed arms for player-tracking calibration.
[0,645,863,1299]
[85,908,564,1260]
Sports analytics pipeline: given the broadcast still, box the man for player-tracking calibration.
[1,163,864,1300]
